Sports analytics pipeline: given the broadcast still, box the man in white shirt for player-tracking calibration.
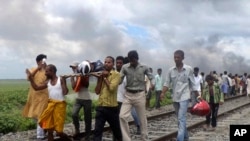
[154,68,163,110]
[221,71,229,97]
[191,67,203,107]
[160,50,197,141]
[227,74,233,97]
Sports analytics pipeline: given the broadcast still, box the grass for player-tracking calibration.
[0,79,172,134]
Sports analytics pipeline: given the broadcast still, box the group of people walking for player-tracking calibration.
[23,49,250,141]
[215,71,249,98]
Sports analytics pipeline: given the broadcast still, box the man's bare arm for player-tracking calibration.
[160,86,169,100]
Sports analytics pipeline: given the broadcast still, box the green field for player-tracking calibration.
[0,79,29,90]
[0,79,80,134]
[0,79,172,134]
[0,79,32,133]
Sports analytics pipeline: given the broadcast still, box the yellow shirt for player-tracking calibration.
[98,70,120,107]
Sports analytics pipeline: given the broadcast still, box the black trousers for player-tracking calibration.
[94,106,122,141]
[205,96,219,127]
[155,90,162,108]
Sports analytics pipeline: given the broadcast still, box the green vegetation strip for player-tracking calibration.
[0,79,172,134]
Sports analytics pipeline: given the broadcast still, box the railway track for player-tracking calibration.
[188,99,250,141]
[71,94,250,141]
[1,94,248,141]
[152,95,250,141]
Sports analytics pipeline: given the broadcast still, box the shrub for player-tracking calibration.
[149,91,172,108]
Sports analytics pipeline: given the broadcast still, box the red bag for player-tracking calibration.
[190,99,210,116]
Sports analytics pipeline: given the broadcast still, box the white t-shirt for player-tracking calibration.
[192,74,203,91]
[145,75,151,92]
[48,78,65,101]
[246,78,250,94]
[117,77,126,102]
[228,77,232,87]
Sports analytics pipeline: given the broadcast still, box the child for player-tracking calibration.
[202,74,224,131]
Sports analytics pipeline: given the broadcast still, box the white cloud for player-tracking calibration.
[1,0,250,79]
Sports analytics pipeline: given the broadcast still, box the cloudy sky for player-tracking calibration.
[1,0,250,79]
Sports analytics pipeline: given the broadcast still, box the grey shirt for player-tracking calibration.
[120,63,154,91]
[163,64,195,102]
[77,88,91,100]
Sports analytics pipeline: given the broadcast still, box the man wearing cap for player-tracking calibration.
[69,61,92,140]
[22,54,49,140]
